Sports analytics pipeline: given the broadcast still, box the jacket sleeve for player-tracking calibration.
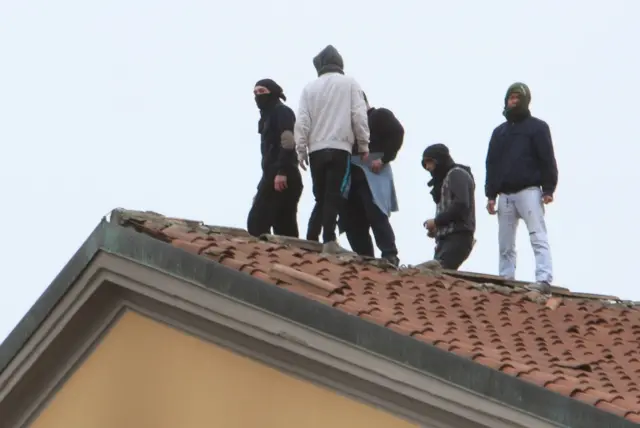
[377,108,404,164]
[294,88,311,161]
[350,80,370,154]
[533,120,559,196]
[434,169,471,227]
[484,128,499,200]
[274,105,296,175]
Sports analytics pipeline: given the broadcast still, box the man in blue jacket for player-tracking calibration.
[485,82,558,294]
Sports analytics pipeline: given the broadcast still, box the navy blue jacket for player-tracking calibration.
[260,103,297,176]
[485,116,558,199]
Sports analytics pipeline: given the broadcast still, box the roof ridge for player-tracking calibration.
[108,208,636,306]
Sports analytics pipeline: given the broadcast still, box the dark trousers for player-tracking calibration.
[343,166,397,258]
[247,169,303,238]
[306,203,322,241]
[434,231,474,270]
[309,148,350,243]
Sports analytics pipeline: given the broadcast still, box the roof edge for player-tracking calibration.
[0,219,108,373]
[0,219,637,428]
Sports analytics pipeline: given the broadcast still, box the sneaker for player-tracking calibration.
[322,240,351,254]
[415,260,443,270]
[383,255,400,267]
[525,281,552,295]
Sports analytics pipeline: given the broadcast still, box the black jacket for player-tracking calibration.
[352,107,404,162]
[433,164,476,238]
[485,116,558,199]
[259,103,298,176]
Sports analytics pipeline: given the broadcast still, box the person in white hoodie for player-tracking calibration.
[295,45,370,254]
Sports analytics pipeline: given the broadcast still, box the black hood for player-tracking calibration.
[455,164,474,180]
[423,144,472,204]
[255,78,286,101]
[254,78,286,111]
[313,45,344,76]
[422,143,453,172]
[255,78,286,133]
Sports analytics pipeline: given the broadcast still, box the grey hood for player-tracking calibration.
[312,45,344,76]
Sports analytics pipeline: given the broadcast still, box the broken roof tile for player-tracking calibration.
[111,208,640,423]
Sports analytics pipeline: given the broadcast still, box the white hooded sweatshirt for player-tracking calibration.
[294,45,370,161]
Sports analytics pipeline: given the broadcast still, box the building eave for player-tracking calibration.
[0,220,636,428]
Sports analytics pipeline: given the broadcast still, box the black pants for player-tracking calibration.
[434,231,474,270]
[247,169,303,238]
[309,148,350,243]
[306,203,322,241]
[343,166,397,258]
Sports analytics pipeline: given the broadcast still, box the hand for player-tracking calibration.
[298,153,309,171]
[542,194,554,204]
[360,152,369,163]
[486,199,497,215]
[370,159,383,173]
[274,175,287,192]
[423,219,436,231]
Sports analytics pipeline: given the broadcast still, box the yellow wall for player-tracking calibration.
[31,311,417,428]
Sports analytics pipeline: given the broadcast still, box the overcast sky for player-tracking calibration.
[1,1,638,342]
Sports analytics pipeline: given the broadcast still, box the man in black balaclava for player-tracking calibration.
[247,78,303,238]
[485,82,559,295]
[422,143,476,270]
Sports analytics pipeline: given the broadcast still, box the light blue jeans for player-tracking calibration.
[498,186,553,283]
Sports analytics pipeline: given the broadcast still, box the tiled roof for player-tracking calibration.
[113,209,640,423]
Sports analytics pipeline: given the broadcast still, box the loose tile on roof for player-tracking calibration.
[111,208,640,423]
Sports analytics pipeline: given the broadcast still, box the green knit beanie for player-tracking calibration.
[504,82,531,108]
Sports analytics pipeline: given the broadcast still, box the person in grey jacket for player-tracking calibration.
[422,143,476,270]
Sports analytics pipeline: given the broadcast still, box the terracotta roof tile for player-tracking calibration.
[112,209,640,422]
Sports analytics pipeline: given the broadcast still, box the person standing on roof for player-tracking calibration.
[485,82,558,295]
[247,79,303,238]
[295,45,370,254]
[306,203,322,243]
[339,92,404,266]
[422,144,476,270]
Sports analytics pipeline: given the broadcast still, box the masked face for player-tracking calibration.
[253,85,273,110]
[423,158,436,173]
